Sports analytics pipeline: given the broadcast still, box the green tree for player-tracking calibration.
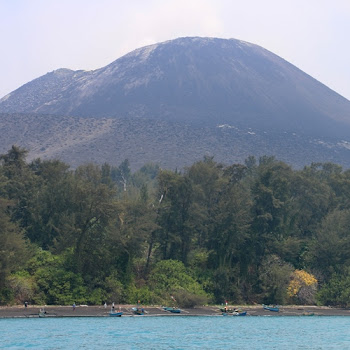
[317,268,350,307]
[186,158,224,248]
[157,171,194,263]
[25,249,87,305]
[148,259,208,305]
[0,146,39,229]
[0,198,30,300]
[25,159,74,249]
[258,255,293,304]
[71,164,119,282]
[112,159,131,193]
[308,209,350,279]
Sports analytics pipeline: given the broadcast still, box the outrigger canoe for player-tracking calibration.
[222,310,247,316]
[109,311,123,317]
[263,305,279,312]
[163,307,181,313]
[232,311,247,316]
[302,312,315,316]
[132,307,145,315]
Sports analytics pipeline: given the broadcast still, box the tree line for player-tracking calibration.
[1,145,350,307]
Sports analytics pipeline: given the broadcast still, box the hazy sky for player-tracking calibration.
[1,0,350,100]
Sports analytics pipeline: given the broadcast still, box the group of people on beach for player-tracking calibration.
[23,300,124,314]
[103,302,114,310]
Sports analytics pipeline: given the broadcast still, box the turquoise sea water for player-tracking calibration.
[1,316,349,349]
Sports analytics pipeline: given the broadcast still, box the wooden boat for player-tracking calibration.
[232,311,247,316]
[302,312,315,316]
[28,308,56,318]
[222,311,247,316]
[132,307,144,315]
[263,304,279,312]
[163,307,181,313]
[109,311,123,317]
[169,308,181,313]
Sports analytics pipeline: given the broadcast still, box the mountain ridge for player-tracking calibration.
[2,37,350,125]
[1,37,350,168]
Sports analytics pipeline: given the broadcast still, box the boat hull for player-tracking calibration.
[233,311,247,316]
[222,311,247,316]
[169,309,181,313]
[109,312,123,317]
[263,305,279,312]
[163,307,181,313]
[132,307,144,315]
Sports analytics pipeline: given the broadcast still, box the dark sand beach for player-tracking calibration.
[1,305,349,318]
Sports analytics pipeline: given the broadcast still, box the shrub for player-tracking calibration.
[87,288,105,305]
[7,272,36,304]
[104,275,124,304]
[123,284,155,305]
[287,270,318,304]
[148,260,208,305]
[0,287,14,305]
[259,255,293,304]
[317,271,350,307]
[172,289,208,308]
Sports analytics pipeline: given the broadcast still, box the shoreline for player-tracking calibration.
[0,305,349,318]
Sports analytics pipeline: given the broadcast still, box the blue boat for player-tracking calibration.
[163,307,181,313]
[233,311,247,316]
[109,311,123,317]
[132,307,144,315]
[222,310,247,316]
[263,305,279,312]
[169,308,181,313]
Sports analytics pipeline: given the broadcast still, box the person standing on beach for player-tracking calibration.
[73,303,76,311]
[24,301,28,308]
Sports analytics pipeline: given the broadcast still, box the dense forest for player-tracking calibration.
[1,145,350,307]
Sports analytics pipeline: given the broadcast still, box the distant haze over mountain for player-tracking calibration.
[1,37,350,169]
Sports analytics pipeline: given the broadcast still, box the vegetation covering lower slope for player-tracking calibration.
[1,146,350,307]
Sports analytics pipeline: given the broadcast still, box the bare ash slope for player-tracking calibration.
[1,113,350,170]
